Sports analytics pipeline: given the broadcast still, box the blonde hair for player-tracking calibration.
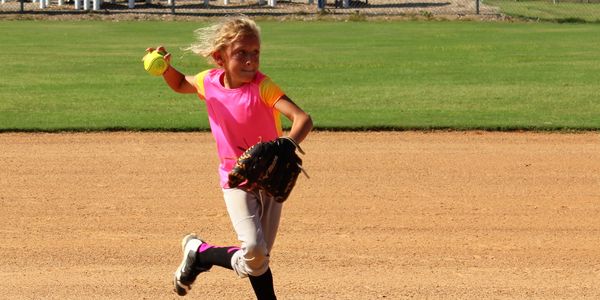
[186,15,261,66]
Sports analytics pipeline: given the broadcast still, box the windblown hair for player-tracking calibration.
[185,15,261,66]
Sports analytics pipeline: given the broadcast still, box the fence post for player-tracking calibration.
[317,0,325,11]
[20,0,24,13]
[476,0,479,14]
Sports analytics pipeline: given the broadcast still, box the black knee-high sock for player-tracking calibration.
[249,268,276,300]
[196,244,239,270]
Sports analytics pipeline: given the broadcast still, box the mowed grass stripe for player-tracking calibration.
[1,20,599,131]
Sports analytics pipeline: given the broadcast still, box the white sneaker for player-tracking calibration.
[173,234,211,296]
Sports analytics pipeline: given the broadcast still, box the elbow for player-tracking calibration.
[305,113,314,131]
[296,111,312,131]
[170,80,189,94]
[172,86,187,94]
[163,70,194,94]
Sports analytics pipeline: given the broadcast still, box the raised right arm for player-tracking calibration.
[162,66,197,94]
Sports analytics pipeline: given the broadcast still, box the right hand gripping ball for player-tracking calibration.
[143,50,168,76]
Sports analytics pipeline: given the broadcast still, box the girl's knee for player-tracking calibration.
[243,242,270,275]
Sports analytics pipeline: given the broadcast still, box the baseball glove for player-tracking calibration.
[228,137,306,203]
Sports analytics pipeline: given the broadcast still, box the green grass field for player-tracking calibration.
[1,20,600,131]
[486,0,600,23]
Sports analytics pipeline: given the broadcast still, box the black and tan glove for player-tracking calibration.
[228,137,306,203]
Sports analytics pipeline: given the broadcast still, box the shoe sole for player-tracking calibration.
[173,234,200,296]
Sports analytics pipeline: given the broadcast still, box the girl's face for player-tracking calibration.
[215,34,260,89]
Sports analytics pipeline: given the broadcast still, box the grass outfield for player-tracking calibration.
[486,0,600,23]
[1,20,599,131]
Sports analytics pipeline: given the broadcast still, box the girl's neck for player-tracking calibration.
[221,72,244,89]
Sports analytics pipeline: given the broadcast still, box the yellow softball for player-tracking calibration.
[143,50,168,76]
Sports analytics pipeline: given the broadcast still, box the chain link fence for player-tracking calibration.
[0,0,599,21]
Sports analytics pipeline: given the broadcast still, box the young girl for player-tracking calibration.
[146,16,312,299]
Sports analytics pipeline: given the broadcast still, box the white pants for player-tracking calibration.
[223,188,282,278]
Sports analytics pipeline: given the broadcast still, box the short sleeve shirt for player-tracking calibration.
[195,68,285,188]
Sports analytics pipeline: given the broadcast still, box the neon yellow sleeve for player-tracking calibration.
[195,70,211,99]
[259,76,285,107]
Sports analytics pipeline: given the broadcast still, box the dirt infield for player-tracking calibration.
[1,131,599,299]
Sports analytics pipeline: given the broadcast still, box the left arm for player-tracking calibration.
[274,95,313,145]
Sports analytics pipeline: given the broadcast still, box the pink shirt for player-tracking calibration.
[195,69,285,188]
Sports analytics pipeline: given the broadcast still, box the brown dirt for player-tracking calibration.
[1,131,599,299]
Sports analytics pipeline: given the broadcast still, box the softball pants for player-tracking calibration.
[223,188,282,278]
